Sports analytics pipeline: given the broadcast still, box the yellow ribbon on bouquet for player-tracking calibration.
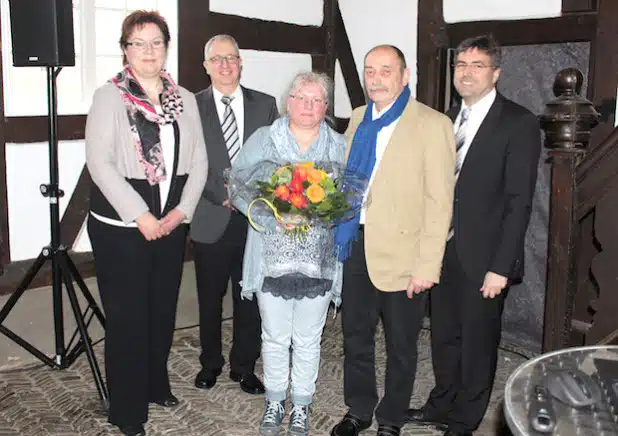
[247,197,311,239]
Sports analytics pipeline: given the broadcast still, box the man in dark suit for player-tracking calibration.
[190,34,278,395]
[406,35,541,436]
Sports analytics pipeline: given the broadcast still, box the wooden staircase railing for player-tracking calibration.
[542,68,618,351]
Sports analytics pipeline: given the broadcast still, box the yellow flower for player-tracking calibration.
[306,183,325,203]
[299,162,314,168]
[307,168,323,184]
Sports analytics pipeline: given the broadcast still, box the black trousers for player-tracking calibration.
[342,231,427,427]
[88,215,187,428]
[425,240,507,432]
[193,212,261,375]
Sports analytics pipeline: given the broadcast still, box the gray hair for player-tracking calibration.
[282,71,334,123]
[204,34,240,60]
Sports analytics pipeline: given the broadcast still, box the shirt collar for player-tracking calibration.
[460,88,496,117]
[213,85,242,103]
[372,100,397,120]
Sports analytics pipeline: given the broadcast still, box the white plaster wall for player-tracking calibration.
[238,50,312,110]
[6,141,86,261]
[334,60,352,119]
[209,0,323,26]
[443,0,561,23]
[338,0,418,112]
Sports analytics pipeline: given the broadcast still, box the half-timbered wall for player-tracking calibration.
[0,0,617,295]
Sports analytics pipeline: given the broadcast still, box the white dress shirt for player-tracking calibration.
[213,85,245,148]
[359,101,402,224]
[454,88,496,178]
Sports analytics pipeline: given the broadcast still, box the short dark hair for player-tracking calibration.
[455,35,501,68]
[119,10,171,65]
[365,45,407,70]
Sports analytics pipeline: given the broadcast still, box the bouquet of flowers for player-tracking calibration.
[227,161,367,238]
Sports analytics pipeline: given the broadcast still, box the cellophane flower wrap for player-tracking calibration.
[226,160,367,237]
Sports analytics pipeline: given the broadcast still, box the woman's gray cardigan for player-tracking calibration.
[85,83,208,224]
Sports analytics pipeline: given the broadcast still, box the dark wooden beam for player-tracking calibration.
[209,13,324,54]
[563,0,597,12]
[417,0,448,109]
[448,13,597,47]
[178,0,211,92]
[587,0,618,149]
[334,3,364,109]
[59,166,91,248]
[178,0,326,93]
[0,252,95,295]
[322,0,337,80]
[0,17,10,268]
[4,115,86,143]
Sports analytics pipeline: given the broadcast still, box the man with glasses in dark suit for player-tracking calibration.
[190,34,278,396]
[406,35,541,436]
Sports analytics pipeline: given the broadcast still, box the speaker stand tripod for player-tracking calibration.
[0,66,108,410]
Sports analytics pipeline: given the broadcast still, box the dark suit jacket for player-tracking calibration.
[189,85,278,243]
[448,92,541,283]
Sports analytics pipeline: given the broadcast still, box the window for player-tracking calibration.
[1,0,177,117]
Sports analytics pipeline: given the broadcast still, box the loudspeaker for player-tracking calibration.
[8,0,75,67]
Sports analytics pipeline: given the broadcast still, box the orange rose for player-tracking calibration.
[274,185,290,201]
[306,184,325,203]
[306,168,323,184]
[290,192,308,209]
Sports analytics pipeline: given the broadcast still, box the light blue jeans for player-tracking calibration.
[256,291,332,406]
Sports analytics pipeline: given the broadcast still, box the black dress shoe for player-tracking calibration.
[119,424,145,436]
[150,394,179,408]
[194,368,222,390]
[443,429,473,436]
[331,413,372,436]
[405,407,448,430]
[229,371,265,395]
[377,424,400,435]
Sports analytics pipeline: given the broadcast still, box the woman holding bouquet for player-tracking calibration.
[230,71,345,436]
[85,10,207,436]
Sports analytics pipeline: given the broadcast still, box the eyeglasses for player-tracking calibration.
[208,55,241,65]
[126,39,166,51]
[454,62,494,73]
[288,94,326,106]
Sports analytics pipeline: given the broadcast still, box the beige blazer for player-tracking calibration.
[345,97,456,290]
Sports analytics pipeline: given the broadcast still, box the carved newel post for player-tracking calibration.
[540,68,600,352]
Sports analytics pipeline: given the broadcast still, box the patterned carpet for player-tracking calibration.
[0,316,525,435]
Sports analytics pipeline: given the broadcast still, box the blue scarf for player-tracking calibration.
[334,86,411,261]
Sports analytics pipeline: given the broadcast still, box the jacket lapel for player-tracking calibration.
[199,86,231,168]
[242,86,259,143]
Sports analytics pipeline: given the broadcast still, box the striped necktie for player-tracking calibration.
[454,107,470,177]
[221,96,240,163]
[448,107,471,240]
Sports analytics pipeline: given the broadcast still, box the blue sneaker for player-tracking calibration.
[287,404,309,436]
[260,399,285,436]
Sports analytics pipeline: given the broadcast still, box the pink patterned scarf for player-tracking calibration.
[111,67,184,185]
